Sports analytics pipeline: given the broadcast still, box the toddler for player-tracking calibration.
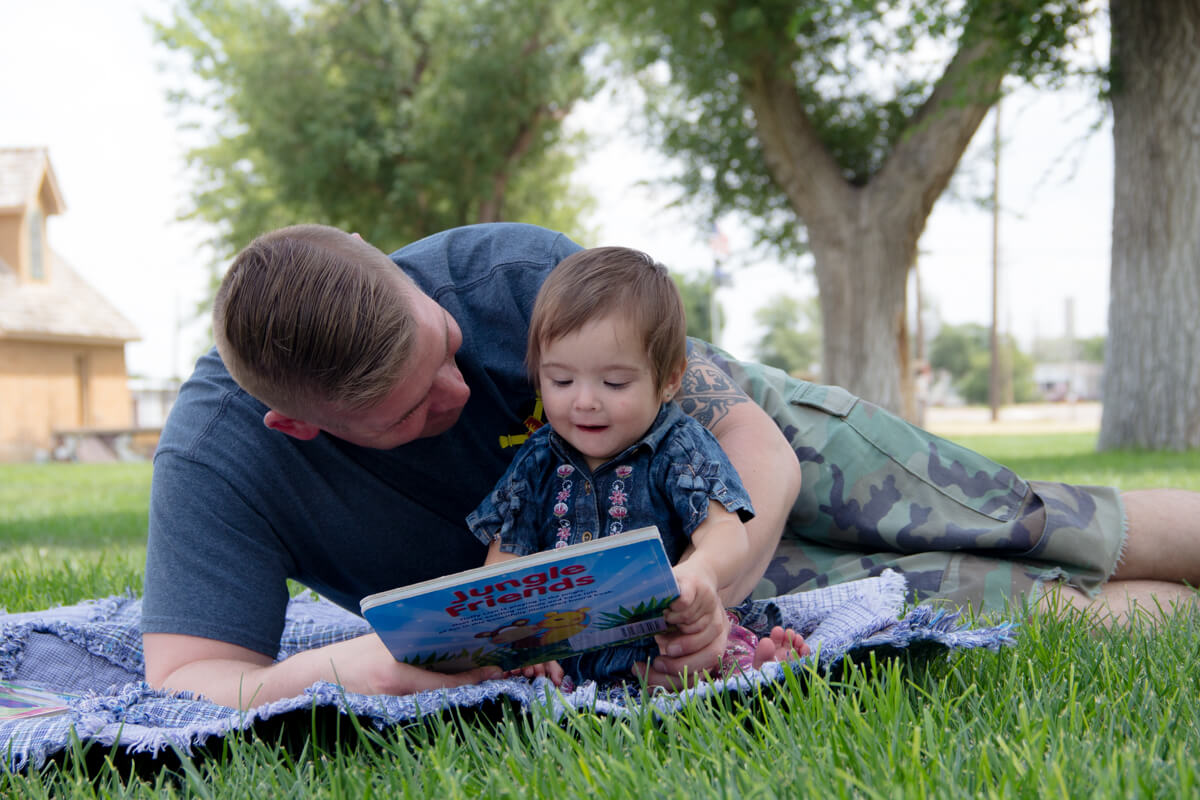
[467,247,807,685]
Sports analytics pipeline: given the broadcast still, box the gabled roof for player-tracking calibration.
[0,147,65,214]
[0,249,140,344]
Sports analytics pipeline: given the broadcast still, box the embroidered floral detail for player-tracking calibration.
[675,456,723,522]
[607,473,631,535]
[553,464,576,545]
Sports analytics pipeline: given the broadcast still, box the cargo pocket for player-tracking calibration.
[786,381,858,417]
[842,395,1030,525]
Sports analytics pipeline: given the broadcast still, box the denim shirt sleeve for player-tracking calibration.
[465,435,548,557]
[663,417,756,537]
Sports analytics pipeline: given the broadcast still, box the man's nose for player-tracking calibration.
[430,361,470,412]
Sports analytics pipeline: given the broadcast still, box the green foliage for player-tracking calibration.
[752,293,821,376]
[152,0,598,264]
[591,0,1096,252]
[929,322,1034,404]
[1077,334,1106,362]
[929,321,991,378]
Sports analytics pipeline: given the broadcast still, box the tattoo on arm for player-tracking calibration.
[677,350,749,429]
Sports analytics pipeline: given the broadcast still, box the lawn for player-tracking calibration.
[2,433,1199,797]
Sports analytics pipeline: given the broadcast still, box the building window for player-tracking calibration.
[29,208,45,280]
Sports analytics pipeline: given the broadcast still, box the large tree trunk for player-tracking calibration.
[1099,0,1200,450]
[742,34,1002,411]
[808,198,916,412]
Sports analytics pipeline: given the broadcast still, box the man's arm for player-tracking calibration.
[674,348,801,603]
[634,349,801,687]
[143,633,501,709]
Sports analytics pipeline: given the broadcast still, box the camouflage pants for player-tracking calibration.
[705,346,1126,617]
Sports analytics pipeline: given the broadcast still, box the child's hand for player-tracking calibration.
[664,561,724,636]
[632,562,729,687]
[504,659,565,686]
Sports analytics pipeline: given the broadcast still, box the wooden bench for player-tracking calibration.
[52,427,162,463]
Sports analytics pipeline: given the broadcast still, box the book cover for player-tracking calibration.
[0,680,76,720]
[361,526,679,672]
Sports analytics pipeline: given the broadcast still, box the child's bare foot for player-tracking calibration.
[752,626,811,668]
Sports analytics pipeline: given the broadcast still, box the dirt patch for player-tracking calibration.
[924,402,1101,436]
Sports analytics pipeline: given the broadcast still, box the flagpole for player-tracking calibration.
[708,222,729,347]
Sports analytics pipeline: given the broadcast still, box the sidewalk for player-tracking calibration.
[924,402,1101,436]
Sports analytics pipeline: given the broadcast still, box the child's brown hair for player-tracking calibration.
[527,247,687,393]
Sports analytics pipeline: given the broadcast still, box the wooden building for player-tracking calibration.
[0,147,140,461]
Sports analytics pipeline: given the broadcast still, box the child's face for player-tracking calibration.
[538,314,676,471]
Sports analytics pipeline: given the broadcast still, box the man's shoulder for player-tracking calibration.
[388,223,582,290]
[158,348,269,459]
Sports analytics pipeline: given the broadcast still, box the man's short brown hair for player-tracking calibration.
[213,224,419,420]
[527,246,687,392]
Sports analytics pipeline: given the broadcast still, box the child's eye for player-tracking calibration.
[550,379,572,387]
[604,381,629,389]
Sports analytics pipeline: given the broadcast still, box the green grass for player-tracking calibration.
[0,464,149,613]
[2,437,1199,796]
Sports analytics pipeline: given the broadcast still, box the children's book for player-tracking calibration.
[361,526,679,673]
[0,680,76,720]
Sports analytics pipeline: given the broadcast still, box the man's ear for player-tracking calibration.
[263,410,322,441]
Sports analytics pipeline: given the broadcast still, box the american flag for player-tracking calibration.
[707,222,730,257]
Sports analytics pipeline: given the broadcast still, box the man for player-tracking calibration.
[144,222,1200,708]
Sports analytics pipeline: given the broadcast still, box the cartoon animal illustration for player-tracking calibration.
[536,608,591,645]
[474,618,543,650]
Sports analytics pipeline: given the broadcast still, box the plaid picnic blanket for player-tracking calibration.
[0,570,1015,772]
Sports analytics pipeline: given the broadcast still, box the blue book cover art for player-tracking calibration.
[361,527,679,673]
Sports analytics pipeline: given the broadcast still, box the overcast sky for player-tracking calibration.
[1,0,1113,381]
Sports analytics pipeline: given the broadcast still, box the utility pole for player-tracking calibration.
[989,102,1002,422]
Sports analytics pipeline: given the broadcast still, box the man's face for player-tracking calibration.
[318,290,471,449]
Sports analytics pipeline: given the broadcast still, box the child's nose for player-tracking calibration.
[574,385,599,410]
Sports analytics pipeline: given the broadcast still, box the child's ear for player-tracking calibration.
[661,363,686,402]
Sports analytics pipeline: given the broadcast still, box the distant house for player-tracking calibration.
[1033,361,1104,403]
[0,147,140,461]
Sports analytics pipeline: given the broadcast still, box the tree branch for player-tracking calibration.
[873,29,1005,230]
[741,61,857,234]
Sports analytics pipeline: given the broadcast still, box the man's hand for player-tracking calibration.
[503,659,566,686]
[335,633,504,697]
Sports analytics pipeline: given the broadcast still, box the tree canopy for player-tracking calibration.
[153,0,597,259]
[752,294,821,377]
[593,0,1095,413]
